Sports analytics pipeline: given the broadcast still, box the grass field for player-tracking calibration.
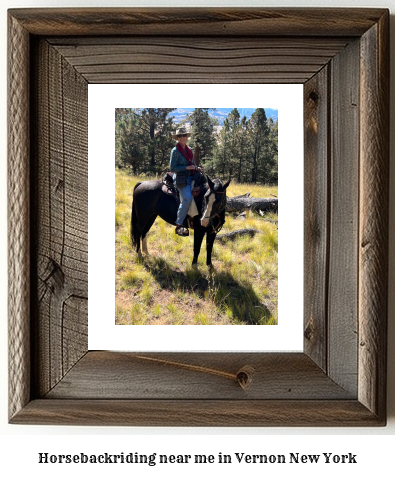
[115,169,278,325]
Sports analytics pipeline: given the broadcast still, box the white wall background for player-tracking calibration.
[1,0,394,476]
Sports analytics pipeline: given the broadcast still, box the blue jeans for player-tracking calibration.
[176,174,193,226]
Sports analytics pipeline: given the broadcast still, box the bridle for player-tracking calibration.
[202,188,227,234]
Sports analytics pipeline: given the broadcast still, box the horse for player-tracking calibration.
[130,176,230,267]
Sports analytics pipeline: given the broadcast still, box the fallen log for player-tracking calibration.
[226,197,278,213]
[216,228,261,243]
[232,192,251,199]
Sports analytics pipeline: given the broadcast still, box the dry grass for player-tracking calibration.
[115,169,278,325]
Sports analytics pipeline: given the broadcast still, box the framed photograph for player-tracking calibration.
[89,84,303,350]
[8,8,389,426]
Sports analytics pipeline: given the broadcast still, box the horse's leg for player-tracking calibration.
[206,232,216,267]
[141,214,158,255]
[130,205,142,256]
[192,225,205,266]
[141,237,148,255]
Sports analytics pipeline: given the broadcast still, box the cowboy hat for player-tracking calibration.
[172,126,191,140]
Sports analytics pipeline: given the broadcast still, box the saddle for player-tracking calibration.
[161,172,202,205]
[162,172,180,205]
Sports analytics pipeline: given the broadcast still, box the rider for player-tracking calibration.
[170,126,203,236]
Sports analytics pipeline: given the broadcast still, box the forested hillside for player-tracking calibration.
[115,107,278,184]
[172,107,278,125]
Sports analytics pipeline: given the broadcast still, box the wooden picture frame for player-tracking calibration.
[8,8,389,426]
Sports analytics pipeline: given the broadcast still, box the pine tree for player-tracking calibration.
[249,108,269,183]
[236,116,248,182]
[152,113,177,171]
[226,108,241,179]
[115,107,278,183]
[115,108,146,173]
[213,117,230,178]
[115,108,176,174]
[267,117,278,183]
[186,108,219,166]
[139,108,176,170]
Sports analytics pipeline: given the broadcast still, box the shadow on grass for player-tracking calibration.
[141,256,274,325]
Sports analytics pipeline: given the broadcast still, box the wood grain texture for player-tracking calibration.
[359,12,389,420]
[7,8,389,426]
[327,40,360,396]
[303,67,329,371]
[45,352,354,400]
[31,39,88,397]
[8,13,31,421]
[11,399,384,427]
[8,8,387,37]
[49,37,350,84]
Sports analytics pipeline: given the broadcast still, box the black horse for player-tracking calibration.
[131,176,230,266]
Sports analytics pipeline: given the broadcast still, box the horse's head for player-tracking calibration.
[201,176,231,228]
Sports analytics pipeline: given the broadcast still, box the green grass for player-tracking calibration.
[115,168,278,325]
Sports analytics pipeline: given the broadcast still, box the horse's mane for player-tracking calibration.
[205,178,225,195]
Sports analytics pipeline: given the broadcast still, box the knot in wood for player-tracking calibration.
[236,365,254,390]
[43,259,65,291]
[308,91,319,103]
[304,321,314,341]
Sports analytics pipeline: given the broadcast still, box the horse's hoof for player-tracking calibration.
[192,263,198,269]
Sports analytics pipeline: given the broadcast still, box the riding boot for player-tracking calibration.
[175,225,189,236]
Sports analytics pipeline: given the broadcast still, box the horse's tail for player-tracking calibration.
[130,182,142,251]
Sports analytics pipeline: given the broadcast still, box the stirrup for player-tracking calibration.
[175,225,189,236]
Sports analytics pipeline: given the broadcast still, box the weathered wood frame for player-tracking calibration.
[8,8,389,426]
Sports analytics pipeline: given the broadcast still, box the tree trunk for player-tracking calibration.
[150,123,155,166]
[252,144,258,183]
[194,143,200,167]
[226,197,278,213]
